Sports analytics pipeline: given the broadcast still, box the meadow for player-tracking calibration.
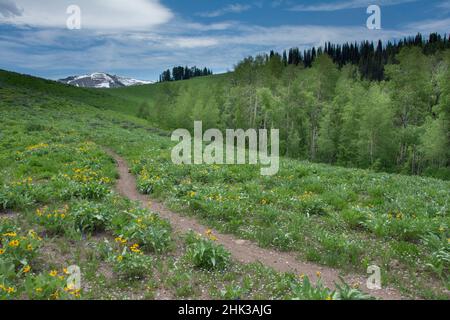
[0,70,448,299]
[0,81,375,300]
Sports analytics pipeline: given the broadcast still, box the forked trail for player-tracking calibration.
[108,150,405,300]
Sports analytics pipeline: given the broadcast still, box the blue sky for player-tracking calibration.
[0,0,449,81]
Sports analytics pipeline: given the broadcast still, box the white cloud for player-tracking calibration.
[184,21,236,31]
[404,17,450,32]
[199,4,251,18]
[0,0,23,17]
[0,0,173,30]
[290,0,417,12]
[166,37,219,48]
[437,1,450,12]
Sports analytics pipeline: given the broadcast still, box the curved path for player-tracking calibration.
[108,150,405,300]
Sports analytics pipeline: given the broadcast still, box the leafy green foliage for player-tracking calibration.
[111,248,153,280]
[110,207,172,253]
[185,231,231,271]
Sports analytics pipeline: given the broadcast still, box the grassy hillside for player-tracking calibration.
[0,69,229,118]
[0,70,449,299]
[0,69,138,114]
[97,49,450,181]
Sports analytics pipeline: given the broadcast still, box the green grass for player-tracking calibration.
[0,72,365,300]
[0,70,448,299]
[122,133,449,298]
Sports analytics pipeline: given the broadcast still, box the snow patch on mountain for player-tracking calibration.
[58,72,154,88]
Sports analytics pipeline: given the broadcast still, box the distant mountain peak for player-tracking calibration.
[58,72,154,88]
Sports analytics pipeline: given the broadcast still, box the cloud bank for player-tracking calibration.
[0,0,173,30]
[0,0,23,18]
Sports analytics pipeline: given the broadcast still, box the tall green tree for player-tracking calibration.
[298,54,339,160]
[385,47,432,169]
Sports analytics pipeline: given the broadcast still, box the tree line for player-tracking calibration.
[159,66,213,82]
[281,33,450,81]
[140,33,450,179]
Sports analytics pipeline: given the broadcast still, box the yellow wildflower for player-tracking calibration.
[130,243,142,254]
[23,265,31,273]
[316,271,322,278]
[8,240,20,247]
[49,270,58,277]
[0,249,5,255]
[28,230,38,238]
[70,289,81,298]
[3,232,17,237]
[115,237,127,244]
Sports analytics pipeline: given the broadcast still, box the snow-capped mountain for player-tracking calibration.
[58,72,153,88]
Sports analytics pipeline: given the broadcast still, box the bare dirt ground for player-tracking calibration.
[108,150,405,300]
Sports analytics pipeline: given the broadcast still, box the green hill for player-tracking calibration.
[0,69,136,114]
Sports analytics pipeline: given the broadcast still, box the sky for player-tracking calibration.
[0,0,449,81]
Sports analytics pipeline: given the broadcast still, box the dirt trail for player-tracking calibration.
[108,150,405,300]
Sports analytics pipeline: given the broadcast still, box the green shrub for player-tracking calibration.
[299,196,328,217]
[0,228,41,269]
[24,270,79,300]
[0,180,38,210]
[185,231,231,271]
[290,276,334,300]
[70,201,114,233]
[341,208,368,229]
[34,206,71,235]
[421,232,450,277]
[110,207,171,253]
[333,280,375,300]
[111,248,152,280]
